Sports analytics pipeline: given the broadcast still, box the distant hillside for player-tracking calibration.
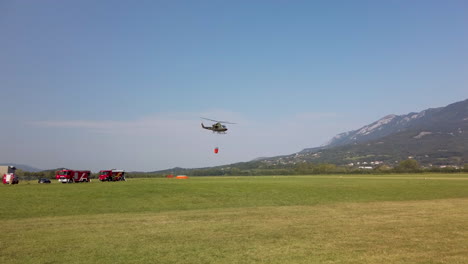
[14,99,468,175]
[0,163,43,172]
[152,98,468,174]
[146,167,193,175]
[303,98,468,151]
[275,98,468,167]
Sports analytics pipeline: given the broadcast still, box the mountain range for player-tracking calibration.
[317,98,468,149]
[151,98,468,174]
[0,163,43,172]
[4,99,468,173]
[266,98,468,168]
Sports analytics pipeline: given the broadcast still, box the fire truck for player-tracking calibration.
[99,169,126,181]
[1,166,19,184]
[56,169,91,183]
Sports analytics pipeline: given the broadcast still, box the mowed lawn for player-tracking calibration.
[1,175,467,264]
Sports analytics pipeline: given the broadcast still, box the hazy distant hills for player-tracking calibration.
[0,163,43,172]
[310,98,468,150]
[6,99,468,173]
[151,98,468,173]
[275,98,468,167]
[149,98,468,174]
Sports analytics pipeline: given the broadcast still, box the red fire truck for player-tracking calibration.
[56,169,91,183]
[2,173,19,184]
[99,169,126,181]
[1,166,18,184]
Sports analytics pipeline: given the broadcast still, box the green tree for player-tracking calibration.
[314,163,337,174]
[395,159,421,172]
[375,164,392,172]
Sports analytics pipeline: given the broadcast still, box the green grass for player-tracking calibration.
[1,174,467,263]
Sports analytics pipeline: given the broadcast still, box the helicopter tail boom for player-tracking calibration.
[201,123,212,130]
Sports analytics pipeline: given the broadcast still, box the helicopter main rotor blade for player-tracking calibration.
[219,121,236,124]
[201,117,220,122]
[200,117,236,124]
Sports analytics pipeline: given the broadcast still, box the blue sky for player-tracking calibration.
[1,0,467,171]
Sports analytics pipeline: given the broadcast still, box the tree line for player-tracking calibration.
[12,160,468,180]
[13,170,167,181]
[185,160,468,176]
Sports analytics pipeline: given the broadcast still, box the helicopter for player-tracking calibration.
[201,117,236,134]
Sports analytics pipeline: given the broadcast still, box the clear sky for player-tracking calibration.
[1,0,467,172]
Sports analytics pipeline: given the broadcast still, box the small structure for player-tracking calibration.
[175,175,189,179]
[0,166,16,175]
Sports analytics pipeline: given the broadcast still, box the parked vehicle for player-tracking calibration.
[99,169,126,181]
[38,178,51,184]
[56,169,90,183]
[3,173,19,184]
[1,166,18,184]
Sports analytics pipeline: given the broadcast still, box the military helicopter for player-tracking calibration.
[201,117,236,134]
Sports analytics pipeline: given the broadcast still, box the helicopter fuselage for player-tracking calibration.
[201,123,228,133]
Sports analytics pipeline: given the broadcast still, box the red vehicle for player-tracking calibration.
[56,169,90,183]
[99,169,126,182]
[2,173,19,184]
[1,166,18,184]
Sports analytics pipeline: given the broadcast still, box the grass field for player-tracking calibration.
[1,174,467,263]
